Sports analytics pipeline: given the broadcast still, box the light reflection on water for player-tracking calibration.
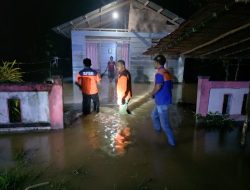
[93,110,132,156]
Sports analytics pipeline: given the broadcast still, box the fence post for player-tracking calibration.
[240,83,250,146]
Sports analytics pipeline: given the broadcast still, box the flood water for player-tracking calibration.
[1,79,250,189]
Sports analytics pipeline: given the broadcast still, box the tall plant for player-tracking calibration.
[0,60,23,82]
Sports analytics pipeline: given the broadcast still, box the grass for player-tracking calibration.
[0,150,69,190]
[0,150,31,190]
[0,166,28,190]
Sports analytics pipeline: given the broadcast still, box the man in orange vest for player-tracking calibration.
[75,58,101,115]
[116,60,132,114]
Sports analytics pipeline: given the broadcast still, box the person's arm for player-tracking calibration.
[101,63,109,77]
[114,62,117,72]
[96,73,101,84]
[151,83,162,98]
[75,74,82,90]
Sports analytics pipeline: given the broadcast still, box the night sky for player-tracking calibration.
[1,0,200,63]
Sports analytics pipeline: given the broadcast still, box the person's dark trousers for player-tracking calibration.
[90,93,100,113]
[82,93,91,115]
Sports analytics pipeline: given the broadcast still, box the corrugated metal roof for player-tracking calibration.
[52,0,184,38]
[144,0,250,59]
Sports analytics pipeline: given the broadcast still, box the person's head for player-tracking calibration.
[116,60,126,73]
[83,58,92,67]
[153,54,166,69]
[110,56,113,61]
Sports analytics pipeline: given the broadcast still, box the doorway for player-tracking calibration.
[86,39,129,74]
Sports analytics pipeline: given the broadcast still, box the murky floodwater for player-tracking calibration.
[1,99,250,189]
[1,79,250,189]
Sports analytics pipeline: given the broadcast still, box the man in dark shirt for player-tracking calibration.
[75,58,101,115]
[107,56,116,82]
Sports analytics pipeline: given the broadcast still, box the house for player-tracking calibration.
[53,0,185,82]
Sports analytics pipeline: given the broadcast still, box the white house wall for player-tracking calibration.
[129,37,152,81]
[164,56,185,83]
[72,31,86,81]
[99,42,117,72]
[71,30,173,82]
[208,88,248,115]
[0,92,50,124]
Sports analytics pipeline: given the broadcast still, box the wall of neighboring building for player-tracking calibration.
[208,88,247,115]
[0,78,63,132]
[0,92,50,123]
[196,76,249,120]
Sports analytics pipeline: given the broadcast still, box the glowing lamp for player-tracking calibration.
[112,12,119,19]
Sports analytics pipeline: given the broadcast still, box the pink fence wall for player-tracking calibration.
[196,76,249,120]
[0,78,63,131]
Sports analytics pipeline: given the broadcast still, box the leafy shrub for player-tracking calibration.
[195,112,236,132]
[0,60,23,82]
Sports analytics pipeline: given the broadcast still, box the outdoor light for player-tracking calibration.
[112,12,119,19]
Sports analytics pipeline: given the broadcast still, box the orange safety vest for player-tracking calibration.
[117,69,132,101]
[76,67,101,95]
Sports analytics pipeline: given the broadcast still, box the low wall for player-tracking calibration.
[196,76,249,120]
[0,78,63,132]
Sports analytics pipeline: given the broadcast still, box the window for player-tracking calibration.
[8,98,21,123]
[241,94,248,115]
[222,94,231,114]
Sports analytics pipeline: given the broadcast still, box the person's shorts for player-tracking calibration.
[108,72,115,79]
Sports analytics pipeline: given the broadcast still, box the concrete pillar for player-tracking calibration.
[49,78,64,129]
[196,76,211,116]
[177,55,185,83]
